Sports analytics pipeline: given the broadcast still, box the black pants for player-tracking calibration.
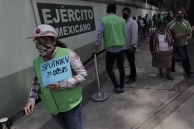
[139,26,145,36]
[125,48,137,78]
[172,45,191,74]
[106,50,125,88]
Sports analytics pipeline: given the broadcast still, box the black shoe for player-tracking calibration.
[120,88,125,93]
[126,75,137,78]
[186,71,194,75]
[171,68,176,72]
[113,87,121,93]
[126,78,136,84]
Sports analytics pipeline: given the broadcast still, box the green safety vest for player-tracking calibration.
[101,14,126,48]
[33,48,82,115]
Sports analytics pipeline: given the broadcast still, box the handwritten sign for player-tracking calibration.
[41,55,72,86]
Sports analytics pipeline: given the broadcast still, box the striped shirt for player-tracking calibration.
[96,19,125,53]
[28,47,88,102]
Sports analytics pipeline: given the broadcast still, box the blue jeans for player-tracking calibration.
[51,102,82,129]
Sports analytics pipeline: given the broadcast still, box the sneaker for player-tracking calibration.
[126,78,136,84]
[135,49,142,53]
[113,87,121,93]
[159,73,165,78]
[120,88,125,93]
[166,75,174,80]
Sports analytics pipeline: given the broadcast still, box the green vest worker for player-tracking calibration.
[93,4,126,93]
[24,24,88,129]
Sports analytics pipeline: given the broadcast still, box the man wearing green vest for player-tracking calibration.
[167,10,194,75]
[93,4,126,93]
[24,24,87,129]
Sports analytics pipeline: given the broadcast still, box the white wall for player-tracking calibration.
[0,0,160,78]
[0,0,37,78]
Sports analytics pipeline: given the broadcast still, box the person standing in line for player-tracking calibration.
[152,14,157,29]
[155,13,163,26]
[166,13,173,24]
[93,4,126,93]
[122,7,138,84]
[167,10,194,75]
[145,14,151,33]
[138,16,146,37]
[150,20,175,80]
[24,24,88,129]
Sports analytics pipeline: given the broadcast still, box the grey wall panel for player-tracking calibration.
[0,67,32,118]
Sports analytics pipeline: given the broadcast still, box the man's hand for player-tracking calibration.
[92,45,99,55]
[24,101,35,115]
[92,50,98,55]
[49,82,60,91]
[175,34,183,39]
[129,46,134,53]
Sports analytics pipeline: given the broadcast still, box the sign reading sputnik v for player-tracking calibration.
[37,3,96,39]
[41,55,72,87]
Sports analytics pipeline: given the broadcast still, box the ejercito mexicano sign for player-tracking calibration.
[37,3,96,39]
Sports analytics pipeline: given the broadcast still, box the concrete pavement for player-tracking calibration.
[11,35,194,129]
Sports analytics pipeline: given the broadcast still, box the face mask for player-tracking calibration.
[159,27,166,32]
[36,42,55,56]
[176,16,183,22]
[123,13,128,20]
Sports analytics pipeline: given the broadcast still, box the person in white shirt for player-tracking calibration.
[122,7,138,84]
[138,16,146,37]
[145,14,151,33]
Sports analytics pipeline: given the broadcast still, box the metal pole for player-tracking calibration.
[91,54,109,102]
[94,54,101,93]
[0,117,11,129]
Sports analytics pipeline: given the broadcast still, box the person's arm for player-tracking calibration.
[28,68,40,102]
[169,29,175,39]
[93,20,104,54]
[24,68,40,115]
[59,50,88,89]
[130,22,138,46]
[184,21,192,36]
[137,20,140,27]
[150,33,155,55]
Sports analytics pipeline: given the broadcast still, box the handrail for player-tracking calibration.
[9,49,106,126]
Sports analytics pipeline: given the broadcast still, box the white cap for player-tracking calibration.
[176,10,183,15]
[27,24,57,39]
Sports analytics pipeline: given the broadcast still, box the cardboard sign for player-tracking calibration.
[41,55,72,86]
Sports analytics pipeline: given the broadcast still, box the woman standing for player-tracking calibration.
[24,24,87,129]
[150,20,175,80]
